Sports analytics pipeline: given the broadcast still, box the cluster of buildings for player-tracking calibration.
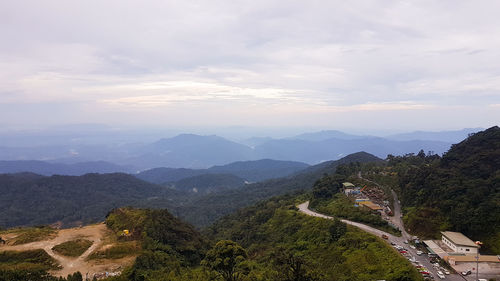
[424,231,499,266]
[342,182,390,215]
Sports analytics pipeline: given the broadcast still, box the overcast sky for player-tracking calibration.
[1,0,499,132]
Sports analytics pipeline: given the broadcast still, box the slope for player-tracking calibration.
[135,159,309,184]
[169,152,383,227]
[171,173,246,193]
[392,126,500,252]
[0,173,181,228]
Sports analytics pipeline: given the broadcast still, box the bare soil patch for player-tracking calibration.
[0,223,137,278]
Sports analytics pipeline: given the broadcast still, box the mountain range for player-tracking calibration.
[136,159,309,184]
[0,128,482,170]
[0,151,381,229]
[0,160,134,176]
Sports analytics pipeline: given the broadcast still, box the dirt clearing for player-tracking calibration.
[0,223,137,278]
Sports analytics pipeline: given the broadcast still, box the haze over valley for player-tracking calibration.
[1,1,499,280]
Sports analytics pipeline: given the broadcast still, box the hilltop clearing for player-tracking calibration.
[0,223,137,278]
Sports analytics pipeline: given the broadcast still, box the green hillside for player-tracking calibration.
[171,173,246,193]
[204,194,422,281]
[0,173,181,228]
[102,194,421,280]
[166,152,383,227]
[387,126,500,253]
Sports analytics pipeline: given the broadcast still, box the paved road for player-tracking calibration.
[297,201,391,238]
[298,200,465,281]
[358,175,412,240]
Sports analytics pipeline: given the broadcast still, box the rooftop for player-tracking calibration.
[358,201,383,210]
[342,182,355,188]
[441,231,479,248]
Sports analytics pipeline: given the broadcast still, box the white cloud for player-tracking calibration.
[0,0,499,129]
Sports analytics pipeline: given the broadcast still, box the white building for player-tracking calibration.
[441,231,479,255]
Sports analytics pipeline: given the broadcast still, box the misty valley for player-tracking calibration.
[0,127,498,281]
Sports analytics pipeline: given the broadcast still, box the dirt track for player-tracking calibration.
[0,223,134,278]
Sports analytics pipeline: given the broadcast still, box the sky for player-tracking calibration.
[1,0,499,133]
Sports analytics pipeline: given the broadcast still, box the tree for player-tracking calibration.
[271,248,322,281]
[201,240,248,281]
[329,218,347,242]
[66,272,82,281]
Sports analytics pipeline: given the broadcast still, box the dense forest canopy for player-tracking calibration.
[0,152,382,229]
[386,126,500,253]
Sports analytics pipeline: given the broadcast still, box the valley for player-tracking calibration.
[0,126,498,280]
[3,0,498,279]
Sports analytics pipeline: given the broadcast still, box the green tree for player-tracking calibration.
[66,271,82,281]
[329,218,347,242]
[271,248,322,281]
[201,240,248,281]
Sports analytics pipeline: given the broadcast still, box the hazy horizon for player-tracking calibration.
[0,122,486,139]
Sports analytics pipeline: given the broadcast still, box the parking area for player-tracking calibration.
[420,240,500,280]
[389,241,459,280]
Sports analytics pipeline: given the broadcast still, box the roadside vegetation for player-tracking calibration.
[308,164,401,236]
[205,193,422,281]
[52,239,93,257]
[379,127,500,253]
[314,193,401,236]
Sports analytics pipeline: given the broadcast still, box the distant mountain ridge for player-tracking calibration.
[171,173,246,193]
[253,137,451,163]
[291,130,368,141]
[125,134,255,168]
[386,128,483,142]
[0,151,384,229]
[0,160,134,176]
[0,129,474,169]
[171,152,384,227]
[136,159,309,184]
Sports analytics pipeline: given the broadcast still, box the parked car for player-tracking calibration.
[416,250,423,255]
[437,271,445,279]
[381,234,388,239]
[461,270,471,276]
[443,269,450,275]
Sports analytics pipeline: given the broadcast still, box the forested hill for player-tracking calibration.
[440,126,500,178]
[136,159,309,184]
[0,152,382,229]
[393,126,500,253]
[171,173,246,193]
[0,173,180,228]
[168,152,383,227]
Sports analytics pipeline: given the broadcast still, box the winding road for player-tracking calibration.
[298,174,467,281]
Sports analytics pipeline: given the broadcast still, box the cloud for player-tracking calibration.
[97,80,309,107]
[0,0,499,129]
